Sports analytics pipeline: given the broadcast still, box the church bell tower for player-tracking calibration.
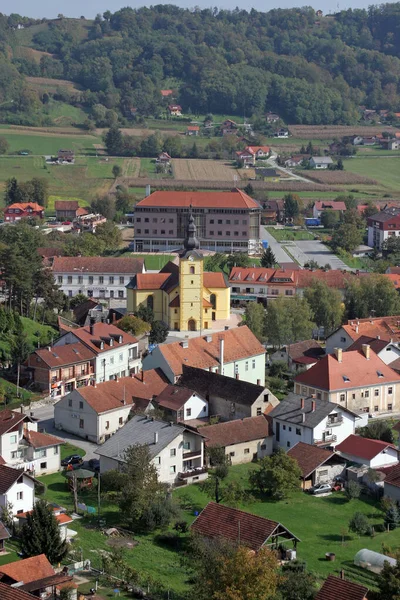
[179,208,203,332]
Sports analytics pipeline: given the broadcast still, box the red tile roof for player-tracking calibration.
[76,207,89,217]
[294,348,400,391]
[0,554,54,584]
[154,385,195,410]
[54,200,79,211]
[315,574,368,600]
[161,89,173,96]
[135,273,171,290]
[157,326,265,377]
[134,270,227,292]
[31,342,95,368]
[383,462,400,488]
[187,126,200,131]
[73,369,169,414]
[0,410,26,436]
[0,522,10,541]
[0,456,5,465]
[56,513,73,525]
[37,247,64,258]
[246,146,270,153]
[23,429,64,449]
[314,201,346,211]
[340,315,400,343]
[61,322,138,354]
[135,189,260,210]
[346,335,389,354]
[229,267,354,289]
[191,502,298,551]
[199,415,271,447]
[0,583,37,600]
[287,442,336,478]
[203,272,227,288]
[336,434,397,460]
[5,203,44,212]
[52,256,144,274]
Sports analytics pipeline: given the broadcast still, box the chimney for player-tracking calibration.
[376,335,380,340]
[362,343,370,360]
[300,398,304,409]
[92,381,97,388]
[302,412,305,422]
[235,373,239,380]
[334,347,343,363]
[145,184,151,197]
[115,374,119,382]
[47,346,51,352]
[169,421,173,426]
[106,318,110,324]
[257,379,261,386]
[141,370,145,383]
[89,317,95,335]
[219,337,224,374]
[154,431,158,444]
[355,325,359,334]
[311,400,316,412]
[20,404,24,414]
[181,340,189,349]
[205,335,212,343]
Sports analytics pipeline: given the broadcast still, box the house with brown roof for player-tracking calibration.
[143,326,266,386]
[325,315,400,355]
[186,125,199,136]
[54,369,169,443]
[191,502,300,553]
[51,255,145,300]
[168,104,182,116]
[315,574,368,600]
[53,321,141,383]
[16,505,75,542]
[0,554,73,599]
[55,200,88,221]
[221,119,238,135]
[287,442,346,489]
[294,345,400,414]
[270,339,324,371]
[336,434,398,468]
[368,207,400,249]
[0,582,37,600]
[198,415,273,465]
[0,464,36,516]
[152,384,208,422]
[57,149,75,163]
[313,201,346,219]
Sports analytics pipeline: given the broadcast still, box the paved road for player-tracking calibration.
[260,227,294,264]
[287,239,350,270]
[267,151,312,183]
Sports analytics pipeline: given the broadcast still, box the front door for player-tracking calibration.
[188,319,196,331]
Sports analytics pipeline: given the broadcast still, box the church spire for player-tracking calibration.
[184,205,200,251]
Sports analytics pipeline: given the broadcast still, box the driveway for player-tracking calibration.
[260,227,294,264]
[287,239,350,270]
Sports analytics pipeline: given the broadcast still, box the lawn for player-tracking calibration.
[128,253,175,270]
[0,130,101,155]
[44,101,88,126]
[0,377,42,409]
[266,227,315,241]
[0,317,56,357]
[344,157,400,190]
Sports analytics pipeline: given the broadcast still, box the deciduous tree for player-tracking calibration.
[304,279,343,336]
[244,302,265,341]
[249,448,301,500]
[264,297,314,348]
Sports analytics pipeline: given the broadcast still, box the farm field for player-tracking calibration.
[344,157,400,190]
[303,170,379,186]
[25,76,81,95]
[172,158,237,181]
[288,124,400,139]
[0,127,101,155]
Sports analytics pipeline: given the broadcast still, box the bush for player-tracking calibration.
[349,512,369,536]
[155,531,181,549]
[174,520,189,534]
[345,480,361,501]
[384,505,400,530]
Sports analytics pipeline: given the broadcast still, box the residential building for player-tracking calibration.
[96,415,207,485]
[274,128,289,138]
[287,442,346,489]
[127,219,230,331]
[161,89,173,98]
[51,256,145,300]
[191,502,300,552]
[199,415,273,465]
[152,384,208,422]
[0,409,63,474]
[0,583,38,600]
[186,126,199,136]
[383,463,400,501]
[235,149,254,166]
[3,202,44,222]
[336,434,398,468]
[309,156,333,169]
[312,201,346,219]
[54,368,168,443]
[256,168,281,182]
[53,321,141,383]
[26,342,95,397]
[57,149,75,163]
[380,139,399,150]
[0,521,10,551]
[325,315,400,354]
[179,365,278,420]
[269,339,324,371]
[0,464,35,516]
[237,145,270,166]
[168,104,182,116]
[261,200,283,224]
[0,554,73,599]
[270,393,357,450]
[55,200,88,221]
[143,326,266,385]
[315,575,368,600]
[131,188,261,254]
[346,335,400,372]
[16,506,75,542]
[266,112,280,123]
[156,152,171,164]
[221,119,237,135]
[294,345,400,414]
[368,207,400,249]
[284,155,307,168]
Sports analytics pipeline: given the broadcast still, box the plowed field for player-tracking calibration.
[172,159,237,181]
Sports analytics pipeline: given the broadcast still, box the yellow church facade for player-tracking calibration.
[126,213,230,331]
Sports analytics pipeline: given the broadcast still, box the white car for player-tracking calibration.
[308,483,332,495]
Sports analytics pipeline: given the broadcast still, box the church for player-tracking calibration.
[126,212,230,331]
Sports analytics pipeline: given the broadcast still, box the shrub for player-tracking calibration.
[345,480,361,501]
[384,505,400,531]
[155,531,181,549]
[349,512,369,536]
[174,520,189,534]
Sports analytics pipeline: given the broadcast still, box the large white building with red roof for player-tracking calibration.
[132,188,261,253]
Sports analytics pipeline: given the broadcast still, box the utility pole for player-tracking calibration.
[97,471,101,525]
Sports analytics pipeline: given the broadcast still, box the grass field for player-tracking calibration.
[344,157,400,190]
[266,227,315,241]
[44,101,88,126]
[0,317,56,357]
[0,378,42,409]
[172,158,237,181]
[128,253,175,270]
[0,129,101,155]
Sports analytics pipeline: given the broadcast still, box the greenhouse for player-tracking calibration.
[354,548,397,573]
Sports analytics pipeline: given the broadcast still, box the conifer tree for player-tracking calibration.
[20,499,68,563]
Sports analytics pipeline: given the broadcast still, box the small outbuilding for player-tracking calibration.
[354,548,396,573]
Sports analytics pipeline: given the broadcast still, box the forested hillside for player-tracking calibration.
[2,4,400,125]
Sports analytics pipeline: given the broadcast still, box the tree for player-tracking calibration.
[264,297,315,348]
[244,302,265,341]
[330,222,363,253]
[249,448,301,500]
[336,157,344,170]
[384,504,400,531]
[359,420,394,443]
[345,480,361,501]
[304,279,343,336]
[69,293,89,309]
[344,275,400,319]
[95,221,122,250]
[112,164,122,179]
[0,136,9,155]
[135,304,154,324]
[19,499,68,563]
[303,260,319,270]
[204,253,227,272]
[260,247,276,268]
[226,252,251,272]
[91,195,116,220]
[284,193,300,221]
[277,564,317,600]
[149,320,168,344]
[104,126,123,155]
[377,551,400,600]
[320,210,340,229]
[118,314,150,337]
[30,177,49,206]
[4,178,19,205]
[11,317,30,392]
[348,511,369,536]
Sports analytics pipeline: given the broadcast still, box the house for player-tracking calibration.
[51,256,145,300]
[16,506,75,542]
[53,321,141,382]
[198,415,273,465]
[266,112,280,123]
[26,343,95,398]
[325,315,400,354]
[168,104,182,116]
[380,139,399,150]
[186,126,199,136]
[269,339,324,371]
[256,168,281,182]
[156,152,171,164]
[55,200,88,221]
[312,200,346,219]
[309,156,333,169]
[367,207,400,249]
[0,521,10,551]
[0,409,64,474]
[54,368,168,443]
[362,137,376,146]
[315,574,368,600]
[246,145,270,160]
[95,414,207,485]
[346,335,400,371]
[221,119,238,135]
[161,89,173,98]
[363,109,377,121]
[294,345,400,414]
[191,502,300,552]
[152,384,208,422]
[236,149,254,166]
[0,583,38,600]
[382,462,400,501]
[261,200,283,224]
[3,202,44,222]
[350,135,364,145]
[142,326,266,385]
[315,9,323,16]
[270,393,357,450]
[0,464,35,516]
[179,365,278,420]
[57,149,75,163]
[284,155,307,168]
[336,434,399,468]
[274,128,289,138]
[287,442,346,489]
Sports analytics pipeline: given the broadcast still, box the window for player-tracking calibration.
[283,425,286,430]
[340,336,346,343]
[136,218,141,223]
[388,403,393,410]
[118,290,124,299]
[147,295,154,310]
[110,357,114,365]
[210,219,214,224]
[218,219,222,224]
[388,387,393,394]
[375,389,379,396]
[226,231,230,236]
[68,399,72,407]
[119,417,123,425]
[256,408,262,416]
[40,462,47,470]
[169,218,173,223]
[155,456,161,465]
[170,465,176,474]
[190,266,195,274]
[287,441,291,448]
[153,218,157,223]
[161,230,165,235]
[78,276,83,284]
[89,276,93,284]
[144,218,149,222]
[79,419,84,429]
[54,446,59,455]
[58,276,63,284]
[17,491,23,500]
[234,231,239,236]
[245,361,248,371]
[170,449,176,457]
[145,229,149,234]
[252,359,256,369]
[288,426,292,432]
[191,280,194,284]
[234,220,239,225]
[109,276,114,284]
[230,452,235,457]
[186,408,192,417]
[218,231,222,236]
[261,444,267,450]
[374,406,379,412]
[242,220,247,224]
[79,401,83,409]
[296,428,301,435]
[226,219,231,224]
[364,390,370,398]
[99,276,104,284]
[110,290,114,298]
[210,231,214,235]
[67,276,72,284]
[339,393,345,402]
[244,448,250,454]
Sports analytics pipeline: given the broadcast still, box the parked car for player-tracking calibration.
[88,458,100,473]
[61,454,83,468]
[308,483,332,495]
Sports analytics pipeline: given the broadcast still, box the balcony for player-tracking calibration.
[327,416,343,427]
[315,434,337,445]
[183,449,202,460]
[178,467,208,479]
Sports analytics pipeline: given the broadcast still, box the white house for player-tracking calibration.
[325,316,400,355]
[0,409,64,475]
[309,156,333,169]
[346,336,400,369]
[0,464,35,516]
[269,393,357,451]
[142,325,266,386]
[312,201,346,219]
[336,434,399,468]
[367,207,400,250]
[152,384,208,422]
[53,321,141,383]
[54,369,169,444]
[51,256,145,300]
[95,415,207,485]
